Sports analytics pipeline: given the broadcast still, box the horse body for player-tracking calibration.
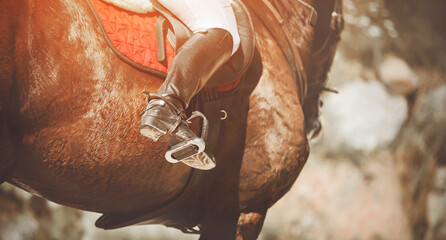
[239,0,314,211]
[5,0,190,213]
[1,0,342,238]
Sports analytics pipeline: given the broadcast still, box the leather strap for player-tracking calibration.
[155,16,167,62]
[246,0,313,103]
[297,0,318,26]
[331,0,343,32]
[200,89,222,154]
[312,0,343,58]
[150,0,192,52]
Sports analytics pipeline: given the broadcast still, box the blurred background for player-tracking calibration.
[1,0,445,239]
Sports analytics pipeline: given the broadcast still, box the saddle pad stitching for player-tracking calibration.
[87,0,175,76]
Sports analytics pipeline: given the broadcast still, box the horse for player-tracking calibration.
[0,0,343,239]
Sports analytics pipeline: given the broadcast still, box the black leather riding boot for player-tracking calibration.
[158,28,233,106]
[139,28,233,170]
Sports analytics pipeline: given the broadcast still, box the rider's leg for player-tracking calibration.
[139,29,232,141]
[139,0,240,169]
[157,0,240,55]
[151,0,240,106]
[157,29,233,108]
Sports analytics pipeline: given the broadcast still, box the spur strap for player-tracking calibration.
[142,91,187,134]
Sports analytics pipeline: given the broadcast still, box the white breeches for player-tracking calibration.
[157,0,241,55]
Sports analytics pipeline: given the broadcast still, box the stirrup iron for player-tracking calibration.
[165,111,216,170]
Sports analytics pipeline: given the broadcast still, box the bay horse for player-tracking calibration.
[0,0,343,239]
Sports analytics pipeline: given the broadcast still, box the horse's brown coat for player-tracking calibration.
[7,0,190,213]
[1,0,342,239]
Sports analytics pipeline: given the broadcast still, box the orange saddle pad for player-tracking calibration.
[89,0,176,75]
[88,0,242,91]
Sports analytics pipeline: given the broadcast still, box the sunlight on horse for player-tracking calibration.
[0,0,343,239]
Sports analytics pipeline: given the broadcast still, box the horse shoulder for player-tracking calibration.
[6,0,192,214]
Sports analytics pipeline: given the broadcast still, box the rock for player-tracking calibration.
[319,79,408,155]
[427,167,446,240]
[260,151,411,240]
[394,83,446,240]
[379,54,419,95]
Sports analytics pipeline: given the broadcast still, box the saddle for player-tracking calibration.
[87,0,255,91]
[86,0,255,232]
